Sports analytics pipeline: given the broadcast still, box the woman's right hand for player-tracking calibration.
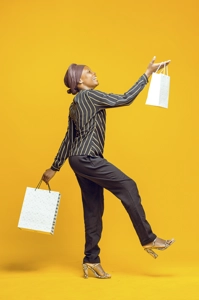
[42,168,56,184]
[145,56,171,78]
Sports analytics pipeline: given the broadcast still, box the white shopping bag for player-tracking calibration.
[18,180,61,235]
[146,64,170,108]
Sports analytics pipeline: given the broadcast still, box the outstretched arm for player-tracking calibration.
[85,57,171,109]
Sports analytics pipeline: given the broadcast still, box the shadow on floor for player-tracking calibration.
[0,261,40,272]
[141,272,176,277]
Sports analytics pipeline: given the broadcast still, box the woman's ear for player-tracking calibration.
[78,79,83,84]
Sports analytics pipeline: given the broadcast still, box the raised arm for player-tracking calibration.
[86,74,148,109]
[85,57,171,110]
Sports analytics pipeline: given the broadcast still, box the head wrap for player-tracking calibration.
[64,64,85,95]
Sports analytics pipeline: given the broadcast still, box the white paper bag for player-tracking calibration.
[146,64,170,108]
[18,180,61,235]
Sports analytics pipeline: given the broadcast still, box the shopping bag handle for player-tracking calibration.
[35,179,51,192]
[156,63,168,75]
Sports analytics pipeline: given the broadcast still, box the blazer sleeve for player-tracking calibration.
[86,74,148,109]
[51,116,75,171]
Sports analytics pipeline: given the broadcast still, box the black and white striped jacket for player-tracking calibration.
[51,74,148,171]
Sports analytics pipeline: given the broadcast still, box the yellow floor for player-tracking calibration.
[0,260,199,300]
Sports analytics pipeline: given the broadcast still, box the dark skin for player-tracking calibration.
[42,56,171,248]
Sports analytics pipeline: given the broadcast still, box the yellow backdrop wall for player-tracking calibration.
[0,0,198,269]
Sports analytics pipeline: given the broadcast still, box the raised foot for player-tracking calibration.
[143,237,175,259]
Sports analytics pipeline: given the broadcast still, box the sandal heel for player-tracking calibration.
[82,263,89,279]
[144,248,158,259]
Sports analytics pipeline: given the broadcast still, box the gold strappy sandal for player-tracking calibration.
[143,237,175,259]
[82,263,111,279]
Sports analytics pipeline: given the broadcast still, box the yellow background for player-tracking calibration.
[0,0,199,284]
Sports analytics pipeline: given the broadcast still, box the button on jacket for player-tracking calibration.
[51,74,148,171]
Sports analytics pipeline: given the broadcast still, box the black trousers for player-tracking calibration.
[69,155,156,263]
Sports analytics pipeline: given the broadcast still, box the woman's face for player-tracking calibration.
[79,66,99,90]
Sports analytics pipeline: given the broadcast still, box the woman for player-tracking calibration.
[42,56,175,279]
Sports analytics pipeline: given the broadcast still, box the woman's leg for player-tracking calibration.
[75,174,104,263]
[69,156,156,246]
